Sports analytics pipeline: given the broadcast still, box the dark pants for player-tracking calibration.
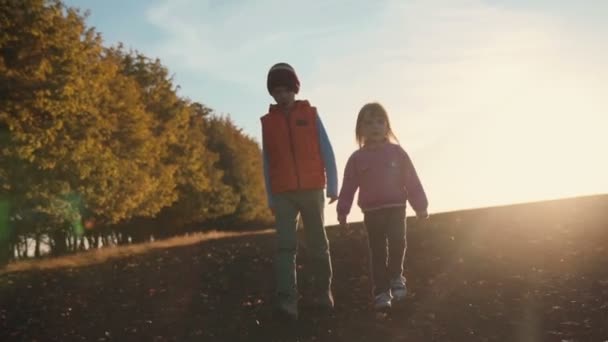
[273,189,332,301]
[363,206,407,295]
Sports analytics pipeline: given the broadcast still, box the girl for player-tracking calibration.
[337,102,429,311]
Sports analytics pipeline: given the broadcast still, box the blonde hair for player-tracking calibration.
[355,102,399,147]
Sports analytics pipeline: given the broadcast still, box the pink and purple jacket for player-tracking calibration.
[337,142,428,217]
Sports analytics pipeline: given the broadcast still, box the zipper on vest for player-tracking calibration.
[284,111,301,189]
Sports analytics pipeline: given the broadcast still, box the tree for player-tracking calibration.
[0,0,112,250]
[156,103,239,229]
[1,0,272,259]
[0,1,178,251]
[205,116,272,226]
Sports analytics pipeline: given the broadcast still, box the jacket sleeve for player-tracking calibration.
[316,114,338,198]
[262,145,275,209]
[400,147,428,213]
[337,153,359,217]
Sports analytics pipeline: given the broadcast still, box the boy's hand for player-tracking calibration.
[338,214,348,228]
[328,196,338,204]
[416,210,429,220]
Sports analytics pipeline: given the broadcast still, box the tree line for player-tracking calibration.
[0,0,273,264]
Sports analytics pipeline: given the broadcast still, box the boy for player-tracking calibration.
[261,62,338,320]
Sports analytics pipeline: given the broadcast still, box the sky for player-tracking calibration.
[65,0,608,225]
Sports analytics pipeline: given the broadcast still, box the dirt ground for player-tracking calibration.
[1,195,608,341]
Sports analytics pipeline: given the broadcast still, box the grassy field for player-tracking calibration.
[0,230,273,276]
[1,194,607,341]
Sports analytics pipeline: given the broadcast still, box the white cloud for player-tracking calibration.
[145,0,386,86]
[145,0,608,221]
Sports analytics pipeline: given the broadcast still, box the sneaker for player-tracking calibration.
[373,291,392,311]
[390,276,407,302]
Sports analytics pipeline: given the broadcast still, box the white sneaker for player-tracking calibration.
[390,276,407,302]
[373,291,392,311]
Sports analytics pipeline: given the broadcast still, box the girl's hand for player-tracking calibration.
[416,210,429,220]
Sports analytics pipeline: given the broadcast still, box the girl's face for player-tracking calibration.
[360,111,388,145]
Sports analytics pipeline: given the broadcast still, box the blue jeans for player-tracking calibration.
[273,189,332,302]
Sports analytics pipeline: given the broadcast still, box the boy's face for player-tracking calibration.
[361,112,388,144]
[270,86,295,107]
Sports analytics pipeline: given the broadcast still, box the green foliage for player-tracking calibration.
[1,0,108,233]
[156,103,239,228]
[0,0,272,258]
[205,116,272,225]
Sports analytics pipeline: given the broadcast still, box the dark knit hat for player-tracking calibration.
[267,63,300,94]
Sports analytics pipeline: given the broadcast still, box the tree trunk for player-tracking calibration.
[0,240,11,265]
[86,235,95,249]
[51,230,68,256]
[112,232,119,246]
[130,229,146,244]
[34,233,41,258]
[20,237,28,258]
[66,234,72,252]
[9,241,15,262]
[68,234,78,252]
[118,232,130,245]
[14,239,21,259]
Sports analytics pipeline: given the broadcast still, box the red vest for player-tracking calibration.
[261,100,325,194]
